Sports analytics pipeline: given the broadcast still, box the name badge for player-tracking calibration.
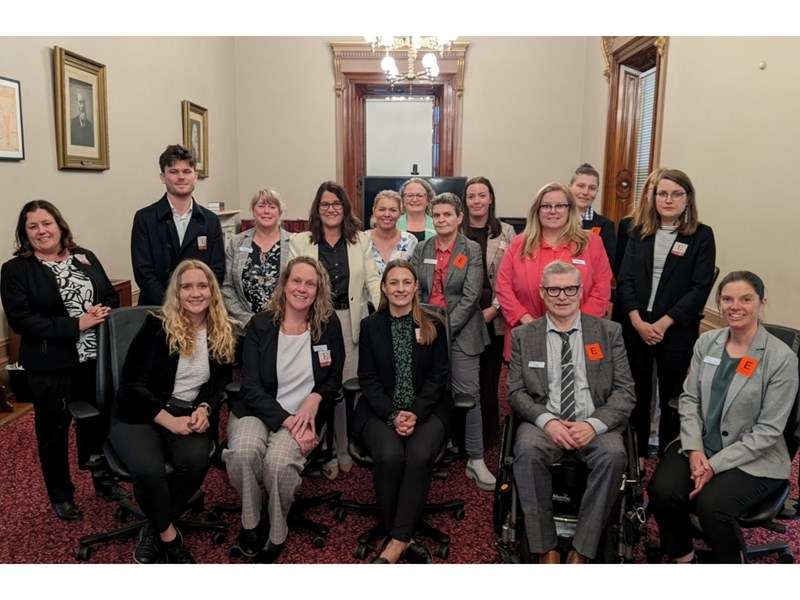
[584,343,604,360]
[312,345,328,352]
[572,258,586,265]
[671,242,688,257]
[590,226,601,236]
[453,254,468,269]
[197,236,208,251]
[318,350,332,368]
[415,328,421,343]
[424,258,437,265]
[736,356,759,377]
[73,253,90,266]
[528,361,545,369]
[239,246,254,253]
[703,356,721,366]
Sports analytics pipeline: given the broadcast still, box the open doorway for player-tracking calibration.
[365,94,435,177]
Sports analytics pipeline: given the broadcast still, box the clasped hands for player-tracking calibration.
[283,393,322,455]
[79,304,112,331]
[631,312,674,346]
[543,419,597,450]
[393,410,417,437]
[688,450,714,499]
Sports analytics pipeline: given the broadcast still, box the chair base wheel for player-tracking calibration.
[212,532,226,545]
[435,543,450,559]
[354,543,370,560]
[779,551,795,564]
[75,545,91,561]
[229,545,243,559]
[453,508,465,521]
[311,535,326,549]
[333,507,347,522]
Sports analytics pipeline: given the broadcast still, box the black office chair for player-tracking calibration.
[332,304,471,560]
[70,306,227,561]
[494,412,644,563]
[208,380,343,557]
[646,323,800,564]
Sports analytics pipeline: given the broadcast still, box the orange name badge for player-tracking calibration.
[584,343,604,360]
[591,226,601,236]
[453,253,468,269]
[736,356,759,377]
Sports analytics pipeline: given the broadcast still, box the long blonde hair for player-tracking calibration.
[160,259,237,363]
[268,256,334,343]
[377,259,444,345]
[520,182,588,259]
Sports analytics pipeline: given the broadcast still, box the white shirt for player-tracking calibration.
[171,329,210,402]
[275,330,314,415]
[169,198,194,246]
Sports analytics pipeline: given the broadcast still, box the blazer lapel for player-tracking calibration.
[526,319,549,394]
[656,233,687,294]
[579,315,605,404]
[444,236,464,290]
[700,331,726,421]
[721,326,768,421]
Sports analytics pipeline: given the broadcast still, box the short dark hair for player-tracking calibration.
[159,144,195,172]
[307,181,362,245]
[14,200,79,257]
[431,192,463,216]
[570,162,600,185]
[716,271,766,305]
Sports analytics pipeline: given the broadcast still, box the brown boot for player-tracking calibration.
[566,549,589,564]
[538,549,561,564]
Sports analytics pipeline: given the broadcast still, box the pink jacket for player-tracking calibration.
[495,232,612,360]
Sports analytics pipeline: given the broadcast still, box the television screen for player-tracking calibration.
[359,175,468,229]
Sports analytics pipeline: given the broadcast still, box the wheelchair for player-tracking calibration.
[494,413,646,563]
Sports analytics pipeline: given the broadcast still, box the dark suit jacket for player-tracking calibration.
[1,248,119,371]
[506,313,635,433]
[410,234,490,356]
[131,195,225,306]
[70,115,94,147]
[114,313,231,424]
[233,311,345,433]
[614,216,634,277]
[616,223,716,350]
[581,212,617,275]
[355,310,451,437]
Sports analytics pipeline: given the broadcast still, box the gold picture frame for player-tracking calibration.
[182,100,208,178]
[53,46,110,170]
[0,75,25,161]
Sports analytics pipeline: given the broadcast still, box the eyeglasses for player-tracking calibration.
[403,193,427,201]
[541,285,581,297]
[539,203,569,213]
[655,190,687,201]
[319,201,344,211]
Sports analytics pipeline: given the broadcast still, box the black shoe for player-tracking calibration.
[370,556,390,564]
[52,501,82,521]
[133,524,161,564]
[256,540,284,564]
[161,531,196,564]
[402,542,432,564]
[235,526,262,558]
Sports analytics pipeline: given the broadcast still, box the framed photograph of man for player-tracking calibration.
[0,75,24,160]
[182,100,208,178]
[53,46,110,170]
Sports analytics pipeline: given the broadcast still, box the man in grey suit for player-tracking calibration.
[507,260,635,564]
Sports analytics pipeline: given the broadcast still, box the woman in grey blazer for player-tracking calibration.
[221,189,292,334]
[648,271,799,563]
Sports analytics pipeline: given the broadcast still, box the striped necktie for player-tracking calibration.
[557,330,575,421]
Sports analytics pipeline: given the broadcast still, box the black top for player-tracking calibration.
[581,211,617,276]
[318,236,351,308]
[464,225,493,309]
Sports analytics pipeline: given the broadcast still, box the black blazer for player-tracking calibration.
[581,212,617,275]
[355,310,451,438]
[131,194,225,306]
[114,313,231,424]
[233,311,345,433]
[614,216,634,277]
[616,223,716,349]
[0,248,119,371]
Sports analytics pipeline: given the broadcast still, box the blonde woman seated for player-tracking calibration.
[223,257,345,563]
[356,259,450,564]
[111,260,236,564]
[369,190,418,276]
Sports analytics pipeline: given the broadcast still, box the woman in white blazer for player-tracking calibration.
[648,271,799,563]
[289,181,381,478]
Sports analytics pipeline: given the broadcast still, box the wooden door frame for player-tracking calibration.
[331,41,468,215]
[601,36,668,223]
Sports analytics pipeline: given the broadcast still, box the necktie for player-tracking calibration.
[558,330,575,421]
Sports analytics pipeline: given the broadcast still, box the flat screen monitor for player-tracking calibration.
[359,175,468,229]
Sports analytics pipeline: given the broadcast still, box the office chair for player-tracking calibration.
[646,323,800,564]
[332,304,472,561]
[208,380,343,557]
[70,306,227,561]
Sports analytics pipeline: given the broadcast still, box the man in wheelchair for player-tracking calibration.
[505,260,636,563]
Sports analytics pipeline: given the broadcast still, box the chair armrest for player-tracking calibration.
[343,377,361,394]
[69,400,101,421]
[452,392,475,411]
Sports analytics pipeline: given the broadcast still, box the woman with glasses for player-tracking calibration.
[289,181,381,479]
[495,182,612,362]
[617,169,716,460]
[397,178,436,242]
[369,189,418,276]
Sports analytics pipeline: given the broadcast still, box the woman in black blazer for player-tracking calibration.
[224,256,345,563]
[617,169,716,460]
[0,200,119,521]
[357,259,450,564]
[111,259,236,564]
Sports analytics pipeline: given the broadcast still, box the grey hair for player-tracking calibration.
[430,192,463,216]
[541,260,582,286]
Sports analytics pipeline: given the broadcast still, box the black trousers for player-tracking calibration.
[648,443,784,563]
[360,414,445,542]
[624,329,693,456]
[479,328,504,447]
[25,361,105,503]
[110,411,210,535]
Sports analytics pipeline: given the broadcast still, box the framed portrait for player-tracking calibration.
[182,100,208,178]
[53,46,110,170]
[0,76,24,161]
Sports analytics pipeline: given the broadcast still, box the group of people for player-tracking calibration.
[1,143,797,566]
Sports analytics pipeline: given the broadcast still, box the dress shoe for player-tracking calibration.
[234,525,262,558]
[370,556,390,564]
[257,540,285,564]
[402,542,432,564]
[465,458,496,491]
[538,549,561,564]
[52,501,82,521]
[162,530,196,564]
[566,549,590,564]
[133,524,161,564]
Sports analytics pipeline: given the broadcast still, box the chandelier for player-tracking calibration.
[365,36,457,88]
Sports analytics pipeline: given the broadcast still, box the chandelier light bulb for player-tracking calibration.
[381,55,397,73]
[421,52,437,69]
[428,63,440,77]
